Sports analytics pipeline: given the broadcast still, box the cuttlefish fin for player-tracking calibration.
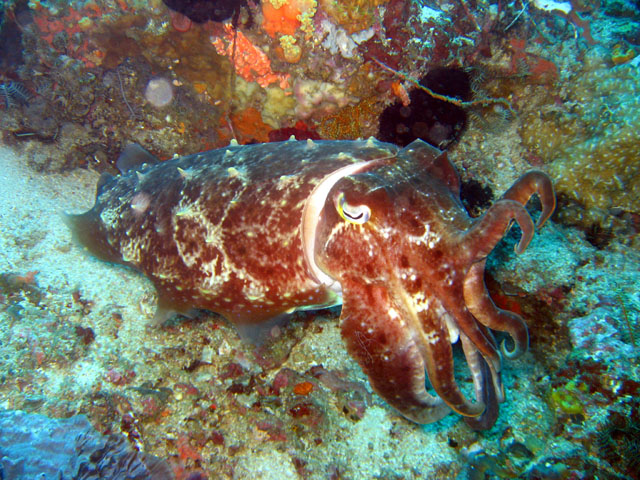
[400,139,460,195]
[116,143,159,174]
[63,210,123,264]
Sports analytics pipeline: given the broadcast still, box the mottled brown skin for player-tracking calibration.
[68,138,555,429]
[69,140,395,324]
[313,141,554,427]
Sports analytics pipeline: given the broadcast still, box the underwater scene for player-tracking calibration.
[0,0,639,478]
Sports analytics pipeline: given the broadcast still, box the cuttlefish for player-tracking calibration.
[67,138,555,429]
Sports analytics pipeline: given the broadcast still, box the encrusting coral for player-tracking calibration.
[520,54,640,221]
[319,0,388,34]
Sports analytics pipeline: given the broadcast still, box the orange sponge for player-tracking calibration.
[262,0,302,37]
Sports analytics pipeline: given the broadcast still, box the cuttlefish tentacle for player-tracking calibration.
[502,171,556,228]
[463,259,529,358]
[413,294,486,418]
[441,299,502,383]
[339,278,451,423]
[470,321,505,402]
[459,331,500,430]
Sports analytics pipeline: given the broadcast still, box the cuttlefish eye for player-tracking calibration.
[335,192,371,224]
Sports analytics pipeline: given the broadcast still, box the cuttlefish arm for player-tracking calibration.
[339,278,452,423]
[462,171,555,359]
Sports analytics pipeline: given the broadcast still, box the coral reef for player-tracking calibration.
[211,23,290,89]
[0,0,639,477]
[520,53,640,225]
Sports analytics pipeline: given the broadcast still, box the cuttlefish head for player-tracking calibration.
[309,140,555,429]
